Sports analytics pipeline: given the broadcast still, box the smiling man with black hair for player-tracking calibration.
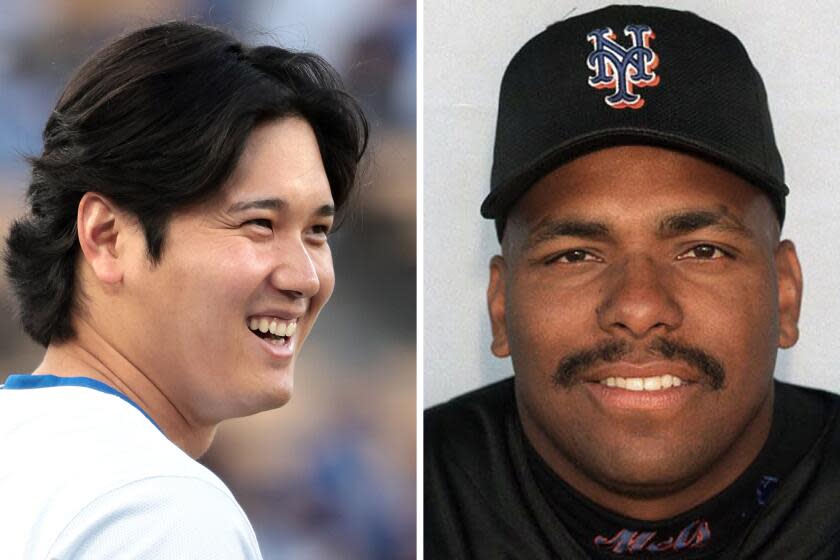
[1,22,367,558]
[425,5,840,559]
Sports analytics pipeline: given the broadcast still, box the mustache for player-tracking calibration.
[551,337,725,390]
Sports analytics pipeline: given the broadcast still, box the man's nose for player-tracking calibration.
[269,240,321,299]
[596,254,683,339]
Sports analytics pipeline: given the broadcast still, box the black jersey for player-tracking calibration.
[425,378,840,559]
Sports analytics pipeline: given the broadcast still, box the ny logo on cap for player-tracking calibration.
[587,25,660,109]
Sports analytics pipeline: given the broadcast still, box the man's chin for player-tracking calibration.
[256,377,294,412]
[563,432,716,499]
[223,374,295,420]
[588,465,706,501]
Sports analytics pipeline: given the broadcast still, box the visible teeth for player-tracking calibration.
[248,317,298,338]
[626,378,644,391]
[643,377,661,391]
[599,374,686,391]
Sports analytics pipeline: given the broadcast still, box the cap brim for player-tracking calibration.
[481,128,789,224]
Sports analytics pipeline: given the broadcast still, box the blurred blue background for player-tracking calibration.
[0,1,416,558]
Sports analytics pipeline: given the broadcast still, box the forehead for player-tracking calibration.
[217,116,332,208]
[506,145,778,245]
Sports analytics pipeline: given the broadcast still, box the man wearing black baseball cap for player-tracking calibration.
[425,5,840,559]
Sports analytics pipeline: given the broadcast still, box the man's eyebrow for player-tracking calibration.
[316,204,336,218]
[227,198,335,218]
[657,209,753,239]
[525,218,612,251]
[227,198,286,213]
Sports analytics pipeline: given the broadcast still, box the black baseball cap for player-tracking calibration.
[481,5,789,239]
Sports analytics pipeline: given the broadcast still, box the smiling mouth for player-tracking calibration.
[248,316,297,344]
[583,370,701,412]
[597,374,690,392]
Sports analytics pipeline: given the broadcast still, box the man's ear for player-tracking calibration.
[76,192,127,285]
[488,255,511,357]
[775,240,803,348]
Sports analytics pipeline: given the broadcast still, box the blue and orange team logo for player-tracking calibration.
[587,24,660,109]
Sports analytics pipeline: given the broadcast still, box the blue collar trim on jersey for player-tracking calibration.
[1,374,162,433]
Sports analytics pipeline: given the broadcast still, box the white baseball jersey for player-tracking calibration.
[0,374,263,559]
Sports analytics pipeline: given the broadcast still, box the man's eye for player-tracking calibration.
[677,244,729,260]
[545,249,600,264]
[244,219,273,230]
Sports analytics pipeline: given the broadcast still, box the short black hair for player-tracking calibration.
[3,21,369,347]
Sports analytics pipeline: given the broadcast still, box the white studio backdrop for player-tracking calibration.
[424,1,840,407]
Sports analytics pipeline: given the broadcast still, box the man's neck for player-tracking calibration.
[33,321,216,458]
